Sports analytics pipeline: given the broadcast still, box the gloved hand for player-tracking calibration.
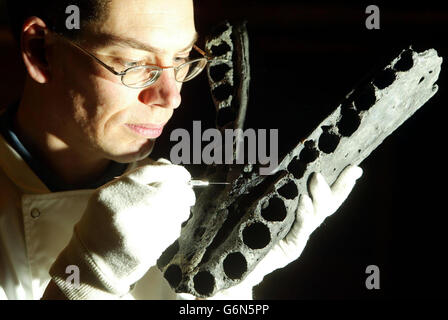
[208,165,363,299]
[49,158,195,299]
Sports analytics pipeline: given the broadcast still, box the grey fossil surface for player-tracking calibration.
[157,22,442,298]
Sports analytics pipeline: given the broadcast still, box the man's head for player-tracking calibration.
[7,0,112,42]
[9,0,197,164]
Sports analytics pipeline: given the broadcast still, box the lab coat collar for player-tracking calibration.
[0,134,50,194]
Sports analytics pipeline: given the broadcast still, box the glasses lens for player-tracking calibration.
[176,58,208,82]
[123,66,160,88]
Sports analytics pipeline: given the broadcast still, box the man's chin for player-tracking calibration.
[110,139,156,163]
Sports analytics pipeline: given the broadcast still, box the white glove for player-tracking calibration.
[49,158,195,299]
[209,165,363,299]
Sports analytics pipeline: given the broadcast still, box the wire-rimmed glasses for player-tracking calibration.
[56,33,211,89]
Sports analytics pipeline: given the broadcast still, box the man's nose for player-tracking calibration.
[138,68,182,109]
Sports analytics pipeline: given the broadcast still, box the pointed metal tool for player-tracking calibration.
[189,180,230,187]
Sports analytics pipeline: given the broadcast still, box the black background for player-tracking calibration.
[1,0,447,299]
[152,0,448,299]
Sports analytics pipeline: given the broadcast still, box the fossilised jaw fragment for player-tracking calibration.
[158,47,442,298]
[158,170,298,297]
[206,21,250,138]
[206,22,234,111]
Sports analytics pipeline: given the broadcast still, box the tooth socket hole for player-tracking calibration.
[393,49,414,72]
[354,85,377,111]
[277,181,299,200]
[318,130,341,154]
[157,240,180,269]
[210,43,231,57]
[209,23,231,39]
[216,107,236,127]
[337,108,361,137]
[223,252,247,280]
[194,227,206,240]
[209,64,231,82]
[287,157,307,179]
[193,271,215,296]
[163,264,182,289]
[299,141,319,164]
[373,68,396,90]
[340,100,353,111]
[261,197,287,221]
[242,222,271,249]
[212,83,233,101]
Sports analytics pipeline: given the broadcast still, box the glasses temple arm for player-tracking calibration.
[194,44,214,60]
[65,39,125,76]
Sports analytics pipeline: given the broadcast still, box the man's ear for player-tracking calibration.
[21,16,52,84]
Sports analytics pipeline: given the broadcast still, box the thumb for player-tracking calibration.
[125,162,191,185]
[331,165,363,208]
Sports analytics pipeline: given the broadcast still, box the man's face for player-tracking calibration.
[46,0,196,163]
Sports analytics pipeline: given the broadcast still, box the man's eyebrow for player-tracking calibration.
[102,32,199,54]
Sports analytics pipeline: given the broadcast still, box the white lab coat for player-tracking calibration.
[0,134,180,300]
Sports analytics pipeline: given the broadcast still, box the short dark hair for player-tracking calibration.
[6,0,111,42]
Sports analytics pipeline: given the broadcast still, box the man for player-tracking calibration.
[0,0,362,299]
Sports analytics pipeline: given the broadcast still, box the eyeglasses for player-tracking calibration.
[56,33,211,89]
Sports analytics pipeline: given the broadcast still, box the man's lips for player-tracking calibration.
[125,123,165,138]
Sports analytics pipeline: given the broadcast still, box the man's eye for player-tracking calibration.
[114,57,145,68]
[174,56,189,64]
[123,60,142,68]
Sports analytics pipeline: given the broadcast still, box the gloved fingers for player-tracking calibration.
[242,195,315,287]
[252,232,306,279]
[169,207,192,241]
[308,172,335,216]
[330,165,363,208]
[145,158,172,165]
[133,203,190,237]
[283,194,314,246]
[296,193,316,233]
[157,181,196,208]
[279,194,314,255]
[296,193,314,219]
[164,206,191,237]
[243,248,280,286]
[126,162,191,185]
[155,158,172,165]
[177,292,196,300]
